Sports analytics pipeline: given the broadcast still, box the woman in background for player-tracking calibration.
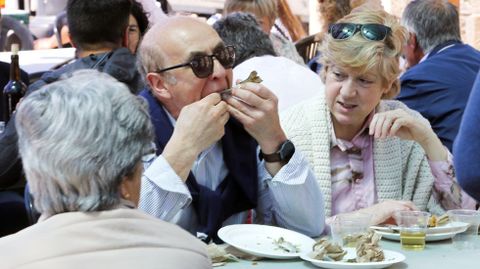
[224,0,305,65]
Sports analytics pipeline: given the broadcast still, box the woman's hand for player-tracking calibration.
[369,109,447,161]
[357,200,418,225]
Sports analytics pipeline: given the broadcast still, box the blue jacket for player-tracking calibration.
[453,71,480,202]
[398,42,480,151]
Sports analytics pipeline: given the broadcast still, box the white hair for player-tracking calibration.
[16,70,154,216]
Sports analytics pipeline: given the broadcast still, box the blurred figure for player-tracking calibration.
[281,8,476,226]
[308,0,352,73]
[274,0,306,42]
[224,0,304,65]
[213,12,323,111]
[128,0,149,54]
[0,70,210,268]
[397,0,480,151]
[454,71,480,203]
[0,0,145,212]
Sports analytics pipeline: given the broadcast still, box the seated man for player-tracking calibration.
[0,0,143,192]
[137,16,325,241]
[213,12,323,111]
[398,0,480,151]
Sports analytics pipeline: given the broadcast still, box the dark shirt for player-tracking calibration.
[0,47,143,188]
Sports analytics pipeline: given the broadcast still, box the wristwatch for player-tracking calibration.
[259,140,295,163]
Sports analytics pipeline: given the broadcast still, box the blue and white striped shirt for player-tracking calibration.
[139,112,325,237]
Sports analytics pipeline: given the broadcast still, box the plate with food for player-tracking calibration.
[300,231,405,269]
[373,229,465,242]
[370,222,469,235]
[217,224,315,259]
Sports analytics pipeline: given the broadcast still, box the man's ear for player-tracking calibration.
[68,33,76,48]
[146,72,172,101]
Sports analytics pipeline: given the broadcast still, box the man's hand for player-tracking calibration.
[225,82,286,153]
[225,82,288,176]
[163,93,229,180]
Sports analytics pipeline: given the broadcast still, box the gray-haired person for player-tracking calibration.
[397,0,480,151]
[213,12,323,111]
[0,70,211,269]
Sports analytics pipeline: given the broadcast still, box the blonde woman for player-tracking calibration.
[281,8,476,226]
[224,0,305,65]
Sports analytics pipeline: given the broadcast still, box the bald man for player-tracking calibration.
[137,17,325,242]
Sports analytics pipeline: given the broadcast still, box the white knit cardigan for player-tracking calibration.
[280,93,444,217]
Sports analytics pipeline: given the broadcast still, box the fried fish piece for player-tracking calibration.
[220,71,263,99]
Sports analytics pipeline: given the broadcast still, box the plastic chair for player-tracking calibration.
[294,33,323,64]
[0,16,34,51]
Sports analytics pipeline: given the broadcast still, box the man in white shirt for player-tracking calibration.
[213,12,324,111]
[137,16,324,241]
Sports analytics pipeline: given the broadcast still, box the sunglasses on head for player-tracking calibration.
[329,23,391,41]
[155,45,235,78]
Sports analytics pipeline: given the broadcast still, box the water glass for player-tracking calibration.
[330,213,372,247]
[447,209,480,250]
[395,211,430,251]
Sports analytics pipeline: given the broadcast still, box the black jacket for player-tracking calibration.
[0,47,143,188]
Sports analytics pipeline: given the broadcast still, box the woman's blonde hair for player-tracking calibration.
[319,9,408,99]
[224,0,278,24]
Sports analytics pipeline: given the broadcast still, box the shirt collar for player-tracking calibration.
[331,110,375,151]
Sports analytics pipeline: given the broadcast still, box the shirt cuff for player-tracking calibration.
[144,155,191,196]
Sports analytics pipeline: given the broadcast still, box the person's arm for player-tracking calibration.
[429,150,477,209]
[454,72,480,203]
[135,0,167,24]
[255,149,325,237]
[162,94,229,180]
[369,108,448,161]
[139,155,192,221]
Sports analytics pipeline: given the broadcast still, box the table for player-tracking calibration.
[0,47,75,74]
[222,239,480,269]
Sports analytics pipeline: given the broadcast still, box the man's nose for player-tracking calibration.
[210,58,227,79]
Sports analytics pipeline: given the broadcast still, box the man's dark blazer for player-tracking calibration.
[398,42,480,151]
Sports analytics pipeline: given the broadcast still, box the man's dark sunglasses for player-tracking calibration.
[155,45,235,78]
[329,23,392,41]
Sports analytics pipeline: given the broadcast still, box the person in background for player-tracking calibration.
[224,0,305,65]
[0,0,144,214]
[137,16,325,242]
[0,70,211,268]
[128,0,149,54]
[308,0,352,73]
[454,72,480,203]
[397,0,480,151]
[280,8,476,227]
[137,0,168,24]
[0,10,31,238]
[213,12,322,111]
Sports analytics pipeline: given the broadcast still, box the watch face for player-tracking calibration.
[280,140,295,160]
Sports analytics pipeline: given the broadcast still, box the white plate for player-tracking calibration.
[374,229,464,242]
[300,248,405,269]
[217,224,315,259]
[370,221,469,234]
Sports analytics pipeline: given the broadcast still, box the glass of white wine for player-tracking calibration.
[395,211,430,251]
